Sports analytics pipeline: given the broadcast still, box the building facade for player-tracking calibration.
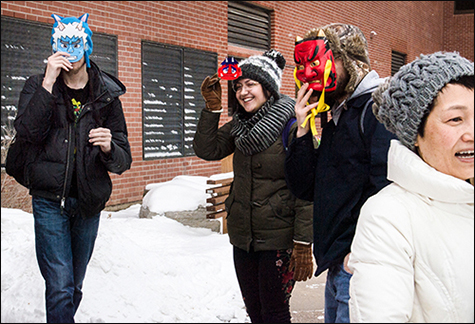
[1,1,473,210]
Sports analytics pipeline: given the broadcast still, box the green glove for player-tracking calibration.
[289,242,314,281]
[200,73,222,111]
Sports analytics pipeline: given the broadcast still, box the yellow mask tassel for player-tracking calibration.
[294,59,333,139]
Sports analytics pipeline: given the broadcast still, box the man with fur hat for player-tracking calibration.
[194,50,313,323]
[284,23,396,323]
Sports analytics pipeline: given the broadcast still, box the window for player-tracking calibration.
[141,41,217,159]
[228,1,271,51]
[454,1,474,14]
[1,16,118,166]
[391,51,407,76]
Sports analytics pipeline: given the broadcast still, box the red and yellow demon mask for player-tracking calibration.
[293,29,337,140]
[294,30,337,92]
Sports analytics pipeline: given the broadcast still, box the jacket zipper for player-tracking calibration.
[60,124,73,214]
[74,90,107,124]
[59,89,109,213]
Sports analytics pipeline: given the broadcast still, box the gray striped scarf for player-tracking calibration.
[231,94,296,156]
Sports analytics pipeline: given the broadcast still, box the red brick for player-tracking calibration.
[1,1,472,210]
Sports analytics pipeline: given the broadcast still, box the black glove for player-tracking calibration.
[289,242,314,281]
[200,73,222,111]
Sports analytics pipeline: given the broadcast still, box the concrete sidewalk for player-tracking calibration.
[290,267,326,323]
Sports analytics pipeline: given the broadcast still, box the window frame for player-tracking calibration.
[454,1,474,14]
[227,1,271,51]
[391,50,407,76]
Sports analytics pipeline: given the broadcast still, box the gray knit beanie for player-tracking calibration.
[372,51,474,150]
[233,49,285,100]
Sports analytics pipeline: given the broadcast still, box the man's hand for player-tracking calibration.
[344,253,352,274]
[289,242,314,281]
[200,73,222,111]
[42,52,73,93]
[295,83,319,138]
[89,127,112,154]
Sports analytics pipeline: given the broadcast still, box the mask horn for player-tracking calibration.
[295,36,303,44]
[52,14,66,31]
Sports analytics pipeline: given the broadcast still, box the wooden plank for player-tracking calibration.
[206,185,230,195]
[222,218,228,234]
[205,176,232,234]
[206,210,227,219]
[221,154,234,173]
[206,203,225,212]
[207,178,233,186]
[206,195,228,205]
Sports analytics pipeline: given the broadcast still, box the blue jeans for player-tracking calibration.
[32,196,100,323]
[324,262,352,323]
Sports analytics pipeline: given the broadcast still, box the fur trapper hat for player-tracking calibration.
[303,23,371,94]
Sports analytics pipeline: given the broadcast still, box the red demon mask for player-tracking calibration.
[294,35,337,92]
[218,57,242,80]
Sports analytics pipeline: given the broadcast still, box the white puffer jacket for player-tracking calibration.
[348,140,474,323]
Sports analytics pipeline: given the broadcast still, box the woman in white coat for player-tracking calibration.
[348,51,474,323]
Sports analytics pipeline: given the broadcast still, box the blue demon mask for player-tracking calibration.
[51,13,93,67]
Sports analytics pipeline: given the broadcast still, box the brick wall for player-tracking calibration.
[1,1,473,210]
[443,1,474,61]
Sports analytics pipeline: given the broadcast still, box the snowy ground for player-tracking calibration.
[1,173,252,323]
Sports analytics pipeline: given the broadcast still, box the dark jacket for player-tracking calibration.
[193,100,313,252]
[285,71,397,276]
[14,60,132,218]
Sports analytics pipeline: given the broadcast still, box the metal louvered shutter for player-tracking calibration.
[1,16,118,166]
[183,49,217,155]
[141,41,217,160]
[391,51,407,76]
[228,1,271,51]
[142,43,183,160]
[454,1,474,14]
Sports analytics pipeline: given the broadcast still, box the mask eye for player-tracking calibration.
[310,60,320,67]
[297,65,304,71]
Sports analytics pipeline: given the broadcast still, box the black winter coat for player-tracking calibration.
[14,60,132,218]
[285,87,397,276]
[193,107,313,252]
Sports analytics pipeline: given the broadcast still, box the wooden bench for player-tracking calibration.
[206,177,233,234]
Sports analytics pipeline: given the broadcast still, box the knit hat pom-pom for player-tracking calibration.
[263,49,286,70]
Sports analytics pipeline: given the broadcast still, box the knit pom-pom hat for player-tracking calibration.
[372,51,474,150]
[233,49,286,100]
